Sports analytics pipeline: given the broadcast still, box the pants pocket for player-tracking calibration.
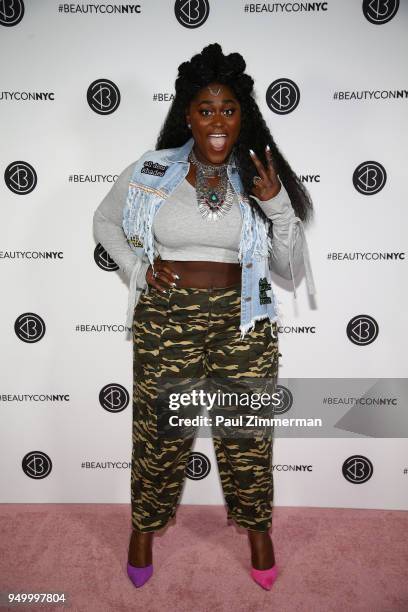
[133,286,172,375]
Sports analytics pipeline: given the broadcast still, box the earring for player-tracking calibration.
[187,123,191,129]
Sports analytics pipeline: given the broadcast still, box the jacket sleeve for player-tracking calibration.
[250,181,316,298]
[92,161,139,284]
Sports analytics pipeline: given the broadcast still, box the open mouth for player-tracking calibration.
[207,133,228,151]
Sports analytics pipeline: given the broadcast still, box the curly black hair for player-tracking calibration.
[155,42,313,225]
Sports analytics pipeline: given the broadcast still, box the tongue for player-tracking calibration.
[208,136,227,151]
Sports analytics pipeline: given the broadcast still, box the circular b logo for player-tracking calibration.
[185,452,211,480]
[15,313,46,343]
[22,451,52,479]
[99,384,129,413]
[266,79,300,114]
[174,0,209,28]
[87,79,121,115]
[5,161,37,194]
[0,0,25,27]
[272,385,293,415]
[353,161,386,195]
[363,0,399,25]
[346,315,379,346]
[342,455,373,484]
[94,244,119,272]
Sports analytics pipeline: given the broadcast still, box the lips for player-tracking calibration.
[208,134,227,151]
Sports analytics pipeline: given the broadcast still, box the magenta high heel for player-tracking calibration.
[250,564,278,590]
[127,561,153,588]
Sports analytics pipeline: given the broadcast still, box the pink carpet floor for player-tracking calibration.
[1,504,407,612]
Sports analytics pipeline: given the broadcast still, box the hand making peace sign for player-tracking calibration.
[249,144,282,201]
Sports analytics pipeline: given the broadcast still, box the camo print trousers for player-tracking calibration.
[131,282,280,533]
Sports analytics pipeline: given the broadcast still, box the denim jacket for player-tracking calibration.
[120,137,316,339]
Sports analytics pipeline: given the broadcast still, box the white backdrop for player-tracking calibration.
[1,0,407,511]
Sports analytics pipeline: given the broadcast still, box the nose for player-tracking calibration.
[211,113,225,129]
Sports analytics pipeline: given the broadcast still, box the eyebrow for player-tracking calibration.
[197,99,237,105]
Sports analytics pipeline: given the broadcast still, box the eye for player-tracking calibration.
[199,108,236,117]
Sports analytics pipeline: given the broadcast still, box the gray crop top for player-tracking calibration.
[152,177,242,263]
[93,160,315,298]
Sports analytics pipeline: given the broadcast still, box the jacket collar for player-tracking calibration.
[162,136,237,168]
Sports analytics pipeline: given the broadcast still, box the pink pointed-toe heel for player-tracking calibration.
[250,564,278,590]
[127,561,153,588]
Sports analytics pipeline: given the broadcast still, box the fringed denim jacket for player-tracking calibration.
[117,136,316,339]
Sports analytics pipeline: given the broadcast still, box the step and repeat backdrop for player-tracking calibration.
[1,0,407,512]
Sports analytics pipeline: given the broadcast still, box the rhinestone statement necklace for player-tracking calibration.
[188,148,235,221]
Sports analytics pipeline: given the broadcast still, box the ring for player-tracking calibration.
[253,176,262,185]
[153,271,158,278]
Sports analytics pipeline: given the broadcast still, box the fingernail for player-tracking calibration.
[173,274,180,279]
[171,282,177,287]
[249,149,255,156]
[162,289,167,293]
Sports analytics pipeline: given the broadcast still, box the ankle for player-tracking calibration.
[128,529,154,566]
[247,530,275,570]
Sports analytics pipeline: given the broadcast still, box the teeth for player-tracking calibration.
[208,134,227,151]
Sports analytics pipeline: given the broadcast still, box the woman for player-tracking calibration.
[93,43,315,591]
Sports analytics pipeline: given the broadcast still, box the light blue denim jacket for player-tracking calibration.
[121,136,316,339]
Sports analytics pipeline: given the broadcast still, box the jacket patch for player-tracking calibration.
[128,234,144,248]
[141,160,169,177]
[259,277,272,305]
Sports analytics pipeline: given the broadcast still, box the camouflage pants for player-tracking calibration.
[131,283,279,533]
